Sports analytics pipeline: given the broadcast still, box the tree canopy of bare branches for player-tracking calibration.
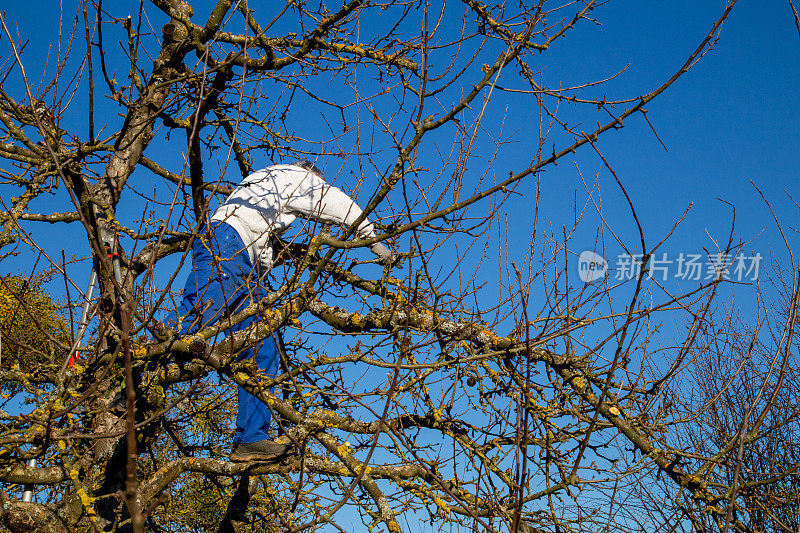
[0,1,798,532]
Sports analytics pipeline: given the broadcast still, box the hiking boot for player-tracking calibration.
[229,439,291,462]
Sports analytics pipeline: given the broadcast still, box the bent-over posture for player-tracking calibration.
[172,162,390,461]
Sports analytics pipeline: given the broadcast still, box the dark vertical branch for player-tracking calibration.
[789,0,800,42]
[186,127,206,226]
[82,0,95,144]
[217,475,252,533]
[214,107,252,178]
[187,64,232,226]
[511,262,531,533]
[120,300,142,532]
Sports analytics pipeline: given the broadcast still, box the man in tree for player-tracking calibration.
[171,161,392,462]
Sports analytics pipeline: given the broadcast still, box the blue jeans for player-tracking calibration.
[171,222,279,444]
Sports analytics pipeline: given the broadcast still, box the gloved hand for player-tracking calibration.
[370,242,394,265]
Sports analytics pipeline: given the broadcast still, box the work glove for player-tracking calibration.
[370,242,394,266]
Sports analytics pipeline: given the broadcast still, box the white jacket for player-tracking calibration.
[210,164,378,269]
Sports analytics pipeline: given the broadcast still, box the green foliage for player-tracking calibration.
[0,273,69,390]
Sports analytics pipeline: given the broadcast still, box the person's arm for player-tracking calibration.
[285,171,392,262]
